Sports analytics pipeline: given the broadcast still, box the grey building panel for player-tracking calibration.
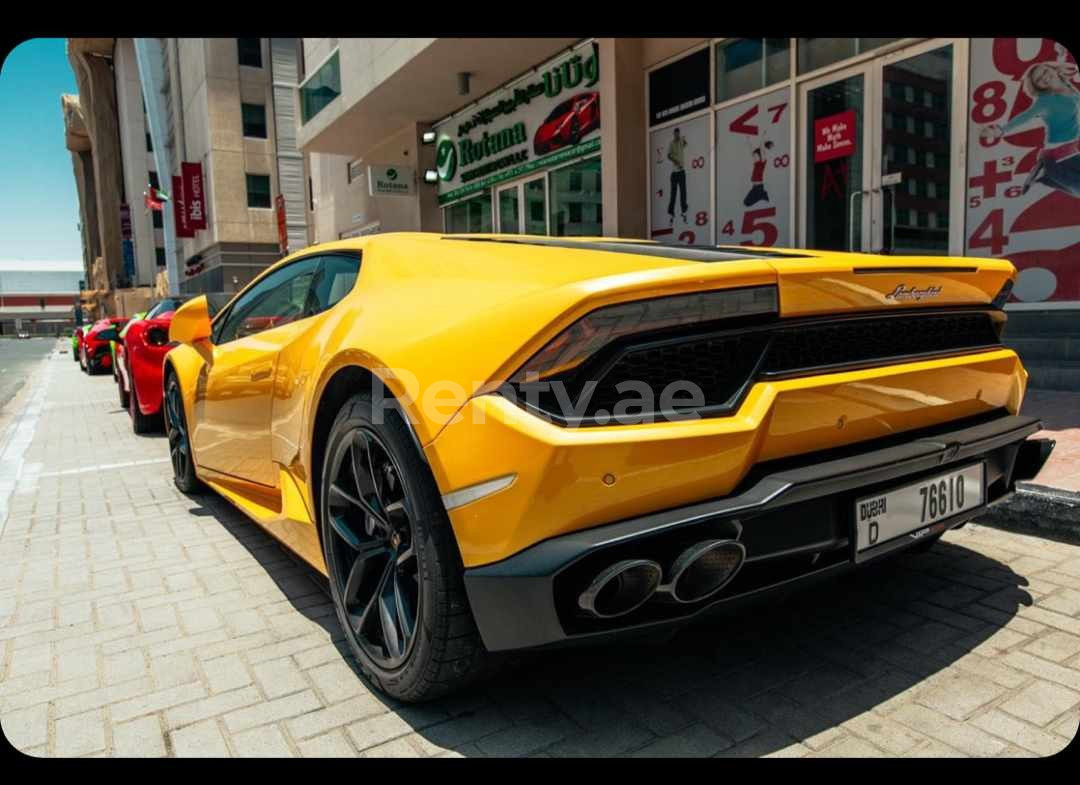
[270,38,309,255]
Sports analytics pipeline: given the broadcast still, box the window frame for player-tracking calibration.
[210,251,361,345]
[237,38,263,69]
[241,102,268,139]
[210,255,321,345]
[245,173,273,209]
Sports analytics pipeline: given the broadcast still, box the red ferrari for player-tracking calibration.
[533,91,600,156]
[80,317,127,375]
[116,296,191,433]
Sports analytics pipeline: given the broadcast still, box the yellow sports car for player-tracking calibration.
[164,233,1053,701]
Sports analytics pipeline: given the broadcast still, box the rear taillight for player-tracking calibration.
[508,286,778,384]
[505,286,778,426]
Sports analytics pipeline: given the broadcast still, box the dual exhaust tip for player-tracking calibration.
[577,539,746,619]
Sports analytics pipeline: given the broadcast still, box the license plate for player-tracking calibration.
[855,463,984,552]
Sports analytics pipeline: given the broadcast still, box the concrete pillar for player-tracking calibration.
[598,38,647,239]
[73,52,126,290]
[416,123,442,232]
[69,150,100,283]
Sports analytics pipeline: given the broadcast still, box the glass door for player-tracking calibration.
[497,184,519,234]
[799,63,874,251]
[799,39,966,254]
[872,39,966,255]
[495,175,547,235]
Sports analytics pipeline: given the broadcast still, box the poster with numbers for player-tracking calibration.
[966,38,1080,304]
[714,88,792,248]
[649,113,711,245]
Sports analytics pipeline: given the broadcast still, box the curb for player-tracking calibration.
[978,482,1080,541]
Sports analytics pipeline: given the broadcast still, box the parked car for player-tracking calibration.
[112,310,147,385]
[71,326,85,361]
[117,297,191,433]
[533,91,599,155]
[80,317,127,374]
[17,331,30,339]
[160,233,1052,702]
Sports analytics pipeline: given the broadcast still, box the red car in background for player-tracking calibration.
[533,91,599,156]
[80,317,128,375]
[116,296,191,433]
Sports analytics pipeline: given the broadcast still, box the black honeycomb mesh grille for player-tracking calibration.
[517,311,1001,425]
[762,312,1000,375]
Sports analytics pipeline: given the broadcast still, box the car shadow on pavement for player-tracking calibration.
[180,494,1036,757]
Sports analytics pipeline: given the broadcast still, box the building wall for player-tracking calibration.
[165,38,301,293]
[309,123,428,241]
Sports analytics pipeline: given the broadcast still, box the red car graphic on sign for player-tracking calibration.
[533,91,600,156]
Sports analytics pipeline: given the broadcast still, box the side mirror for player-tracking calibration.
[169,295,213,345]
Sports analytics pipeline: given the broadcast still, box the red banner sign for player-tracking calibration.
[172,175,194,237]
[182,162,206,231]
[814,109,857,163]
[275,194,288,254]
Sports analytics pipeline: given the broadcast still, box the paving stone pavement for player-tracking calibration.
[1,344,1079,757]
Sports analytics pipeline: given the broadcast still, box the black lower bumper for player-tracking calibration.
[463,411,1053,652]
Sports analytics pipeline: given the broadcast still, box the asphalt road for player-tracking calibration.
[0,337,60,414]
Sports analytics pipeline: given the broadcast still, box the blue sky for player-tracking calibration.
[0,38,82,262]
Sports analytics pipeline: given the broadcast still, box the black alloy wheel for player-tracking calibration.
[319,393,494,702]
[130,374,158,434]
[164,375,201,492]
[324,426,420,670]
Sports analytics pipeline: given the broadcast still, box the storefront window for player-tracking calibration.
[444,192,492,233]
[797,38,901,74]
[549,157,602,236]
[524,178,547,235]
[715,38,789,103]
[498,187,519,233]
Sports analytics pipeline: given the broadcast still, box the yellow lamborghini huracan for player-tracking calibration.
[165,233,1053,701]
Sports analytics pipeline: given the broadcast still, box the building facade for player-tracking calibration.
[145,37,310,294]
[65,38,311,300]
[297,36,1080,390]
[0,260,82,336]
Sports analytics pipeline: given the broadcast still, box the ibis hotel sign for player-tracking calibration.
[434,40,602,205]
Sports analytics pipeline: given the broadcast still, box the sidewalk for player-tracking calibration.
[981,390,1080,540]
[1020,390,1080,496]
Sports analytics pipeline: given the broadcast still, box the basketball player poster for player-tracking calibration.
[649,113,711,245]
[714,87,792,247]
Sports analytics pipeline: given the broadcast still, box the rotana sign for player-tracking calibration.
[434,40,601,204]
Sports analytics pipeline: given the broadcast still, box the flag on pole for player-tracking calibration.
[144,185,169,211]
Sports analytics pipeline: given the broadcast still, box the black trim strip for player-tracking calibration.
[442,236,813,263]
[853,266,980,274]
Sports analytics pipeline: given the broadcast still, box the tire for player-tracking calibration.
[129,376,158,434]
[163,373,203,493]
[118,372,130,410]
[319,392,494,702]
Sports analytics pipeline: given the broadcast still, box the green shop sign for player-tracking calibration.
[437,137,600,205]
[435,41,602,197]
[453,44,599,138]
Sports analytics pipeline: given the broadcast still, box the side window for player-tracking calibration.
[307,254,361,316]
[213,257,319,344]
